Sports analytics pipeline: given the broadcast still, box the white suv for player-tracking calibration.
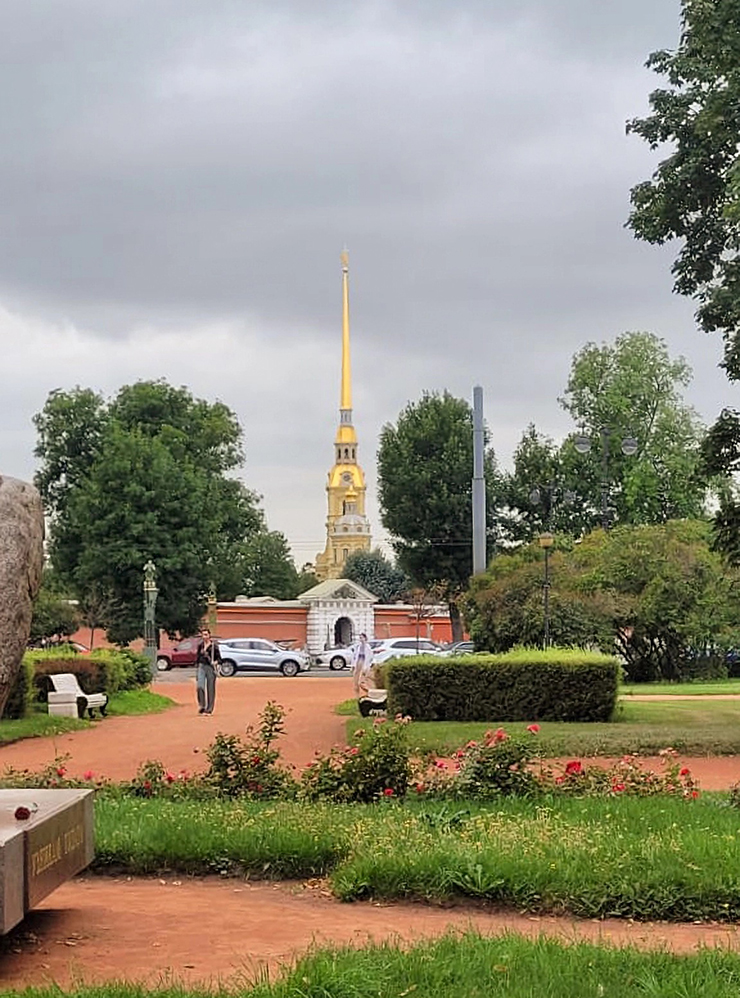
[372,638,445,664]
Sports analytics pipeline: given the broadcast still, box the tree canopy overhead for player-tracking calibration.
[377,390,501,638]
[34,380,271,642]
[627,0,740,374]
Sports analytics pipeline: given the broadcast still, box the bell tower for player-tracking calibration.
[314,251,372,581]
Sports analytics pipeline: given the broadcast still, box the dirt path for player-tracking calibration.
[3,676,740,988]
[3,877,740,990]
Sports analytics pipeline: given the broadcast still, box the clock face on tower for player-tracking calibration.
[342,472,352,484]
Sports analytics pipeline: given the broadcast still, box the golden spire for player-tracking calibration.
[340,249,352,414]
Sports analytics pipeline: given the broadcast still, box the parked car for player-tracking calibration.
[156,637,201,671]
[441,640,476,656]
[315,646,354,670]
[217,638,310,677]
[372,638,446,664]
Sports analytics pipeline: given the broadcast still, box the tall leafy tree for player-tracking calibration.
[559,332,708,525]
[344,548,410,603]
[240,530,300,600]
[377,391,501,639]
[34,380,263,642]
[627,0,740,372]
[627,3,740,552]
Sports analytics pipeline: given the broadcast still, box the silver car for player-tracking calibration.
[372,638,446,664]
[217,639,310,677]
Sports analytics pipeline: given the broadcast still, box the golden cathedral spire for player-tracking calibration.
[314,250,372,582]
[340,249,352,416]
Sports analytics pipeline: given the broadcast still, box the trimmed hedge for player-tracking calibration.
[385,647,620,722]
[25,646,151,705]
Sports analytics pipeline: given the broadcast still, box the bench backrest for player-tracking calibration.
[48,673,84,695]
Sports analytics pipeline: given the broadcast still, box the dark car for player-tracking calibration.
[156,637,201,671]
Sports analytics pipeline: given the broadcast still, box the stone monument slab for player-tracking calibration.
[0,789,94,933]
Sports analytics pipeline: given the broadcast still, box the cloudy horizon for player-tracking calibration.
[0,0,732,565]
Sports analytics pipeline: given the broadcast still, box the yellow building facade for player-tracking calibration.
[314,252,372,581]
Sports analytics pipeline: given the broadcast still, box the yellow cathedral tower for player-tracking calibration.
[314,251,372,581]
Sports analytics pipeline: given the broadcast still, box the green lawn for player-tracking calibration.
[10,934,740,998]
[0,688,174,746]
[622,679,740,696]
[92,793,740,922]
[343,697,740,755]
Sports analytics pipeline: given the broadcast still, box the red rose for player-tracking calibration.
[564,760,583,776]
[527,724,540,734]
[383,787,394,797]
[679,767,690,777]
[14,806,31,821]
[56,767,66,777]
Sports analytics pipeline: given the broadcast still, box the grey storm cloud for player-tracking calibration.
[0,0,731,557]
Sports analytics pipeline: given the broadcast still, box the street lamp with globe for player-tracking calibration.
[573,429,638,530]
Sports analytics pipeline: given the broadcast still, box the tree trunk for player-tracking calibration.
[448,601,464,642]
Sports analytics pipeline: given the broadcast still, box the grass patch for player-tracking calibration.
[622,679,740,696]
[345,698,740,755]
[105,688,174,716]
[0,713,87,746]
[11,934,740,997]
[93,793,740,922]
[0,689,174,746]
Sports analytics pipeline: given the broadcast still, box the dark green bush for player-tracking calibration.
[26,646,151,702]
[2,657,35,719]
[385,647,619,722]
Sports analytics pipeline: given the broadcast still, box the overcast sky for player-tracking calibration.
[0,0,732,564]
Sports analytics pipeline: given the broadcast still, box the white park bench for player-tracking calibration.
[358,687,387,718]
[46,673,109,719]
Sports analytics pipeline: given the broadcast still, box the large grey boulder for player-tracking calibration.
[0,476,44,716]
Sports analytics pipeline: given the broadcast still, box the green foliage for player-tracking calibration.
[560,332,708,525]
[25,646,151,699]
[385,649,619,722]
[344,548,409,602]
[349,697,740,758]
[23,934,740,998]
[300,716,413,802]
[627,2,740,370]
[463,539,618,652]
[34,380,265,641]
[377,391,502,636]
[465,520,740,682]
[239,530,300,599]
[29,570,80,644]
[441,732,539,800]
[203,701,297,799]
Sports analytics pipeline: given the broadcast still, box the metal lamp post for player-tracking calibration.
[574,429,638,529]
[538,532,554,649]
[529,484,574,650]
[142,559,158,677]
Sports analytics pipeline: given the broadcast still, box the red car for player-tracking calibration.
[155,637,202,671]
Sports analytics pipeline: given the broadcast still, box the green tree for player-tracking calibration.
[34,381,264,642]
[559,332,708,525]
[344,548,410,603]
[463,542,617,653]
[627,1,740,372]
[465,520,740,681]
[501,425,592,542]
[241,531,300,600]
[29,571,80,645]
[377,391,501,639]
[627,2,740,554]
